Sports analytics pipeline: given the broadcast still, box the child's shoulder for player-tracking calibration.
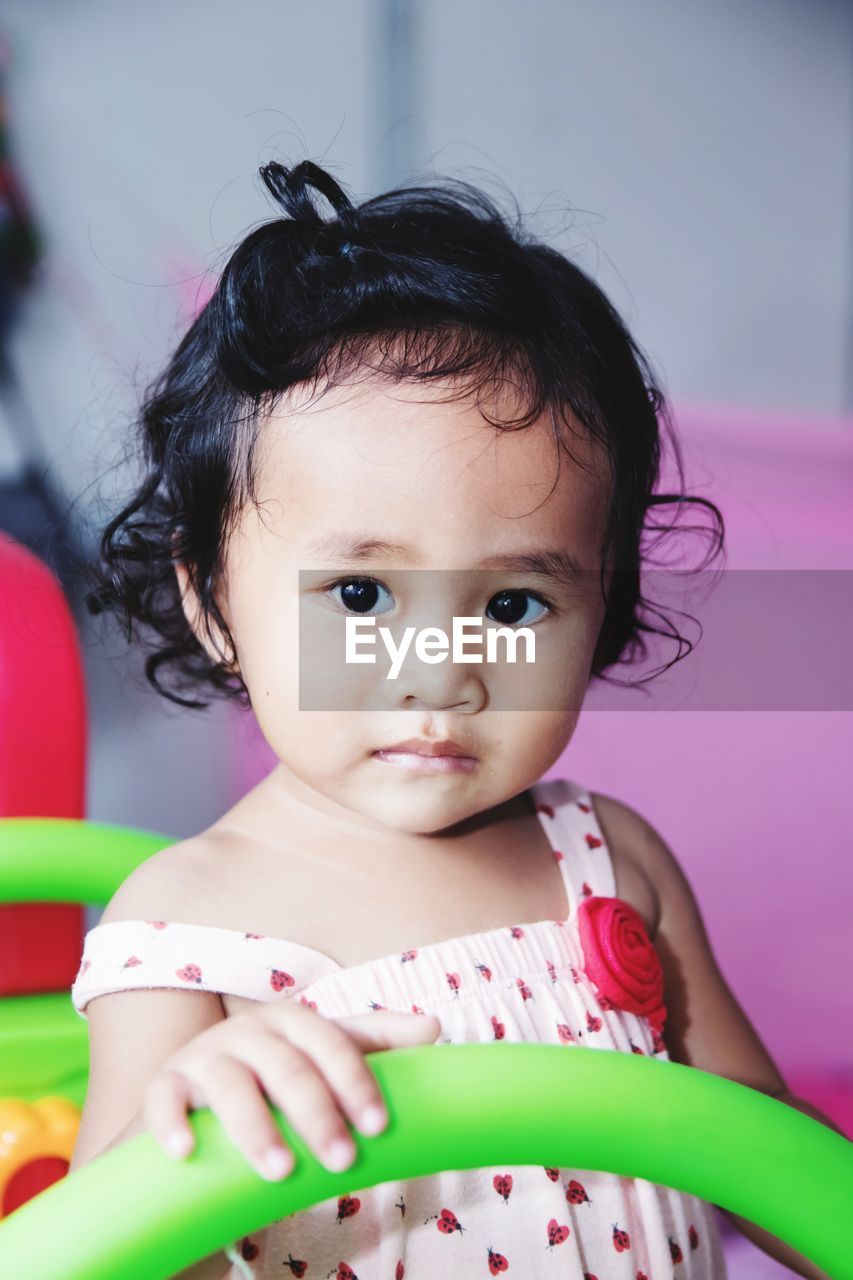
[97,821,321,947]
[98,826,245,929]
[588,786,718,948]
[585,790,673,941]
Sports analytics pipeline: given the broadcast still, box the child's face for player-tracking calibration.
[188,373,612,835]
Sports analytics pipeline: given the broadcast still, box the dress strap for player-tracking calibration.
[70,919,341,1017]
[530,776,617,920]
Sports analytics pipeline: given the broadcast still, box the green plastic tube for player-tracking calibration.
[0,1044,850,1280]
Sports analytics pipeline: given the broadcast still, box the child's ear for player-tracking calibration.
[173,557,239,674]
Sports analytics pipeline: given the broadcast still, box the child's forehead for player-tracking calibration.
[255,376,610,555]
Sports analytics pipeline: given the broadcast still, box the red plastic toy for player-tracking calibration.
[0,530,86,994]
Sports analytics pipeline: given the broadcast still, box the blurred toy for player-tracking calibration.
[0,816,172,1220]
[0,530,87,1213]
[0,1097,80,1218]
[0,533,86,997]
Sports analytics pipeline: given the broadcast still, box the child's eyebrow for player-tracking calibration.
[301,533,586,588]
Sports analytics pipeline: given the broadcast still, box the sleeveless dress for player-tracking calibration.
[71,777,729,1280]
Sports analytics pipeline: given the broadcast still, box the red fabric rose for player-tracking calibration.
[577,895,667,1032]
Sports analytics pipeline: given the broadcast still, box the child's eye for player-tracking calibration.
[485,590,552,628]
[322,581,555,624]
[325,575,395,616]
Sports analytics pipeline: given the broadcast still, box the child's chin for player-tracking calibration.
[366,783,481,834]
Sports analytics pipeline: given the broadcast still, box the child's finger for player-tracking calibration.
[334,1010,443,1052]
[185,1053,297,1180]
[230,1032,362,1174]
[265,1008,424,1142]
[150,1057,296,1181]
[258,1005,441,1141]
[143,1066,198,1159]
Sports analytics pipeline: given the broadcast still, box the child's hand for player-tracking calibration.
[143,1001,442,1180]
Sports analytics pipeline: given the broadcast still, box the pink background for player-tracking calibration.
[551,404,853,1131]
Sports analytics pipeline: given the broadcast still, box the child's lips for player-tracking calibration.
[377,737,474,756]
[371,749,478,774]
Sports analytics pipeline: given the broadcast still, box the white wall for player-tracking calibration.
[2,0,376,524]
[421,0,853,415]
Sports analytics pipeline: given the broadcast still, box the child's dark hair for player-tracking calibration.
[86,158,725,710]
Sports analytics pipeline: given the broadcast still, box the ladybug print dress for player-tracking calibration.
[71,777,729,1279]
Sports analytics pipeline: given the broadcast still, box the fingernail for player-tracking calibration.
[264,1147,293,1179]
[359,1104,387,1136]
[324,1138,355,1171]
[165,1130,191,1158]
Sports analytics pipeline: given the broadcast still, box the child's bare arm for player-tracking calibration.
[69,981,240,1278]
[68,844,245,1278]
[592,792,841,1280]
[70,837,228,1169]
[69,843,441,1279]
[69,985,227,1172]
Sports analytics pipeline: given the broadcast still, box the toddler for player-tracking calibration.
[69,159,836,1280]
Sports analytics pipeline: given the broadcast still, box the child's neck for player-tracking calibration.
[247,761,535,870]
[207,769,565,967]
